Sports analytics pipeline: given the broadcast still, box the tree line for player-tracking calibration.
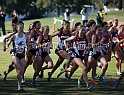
[0,0,123,18]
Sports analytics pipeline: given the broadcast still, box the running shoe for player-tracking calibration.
[99,77,107,83]
[18,86,24,91]
[39,70,44,78]
[36,75,41,78]
[3,71,7,81]
[21,79,25,84]
[94,74,99,79]
[116,71,122,75]
[48,72,51,82]
[57,69,63,78]
[64,73,69,79]
[31,81,36,86]
[64,73,74,82]
[37,70,44,78]
[78,79,83,88]
[115,80,119,90]
[90,80,98,85]
[63,73,74,81]
[87,83,94,89]
[103,74,106,79]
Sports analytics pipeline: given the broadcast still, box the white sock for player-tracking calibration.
[97,62,101,67]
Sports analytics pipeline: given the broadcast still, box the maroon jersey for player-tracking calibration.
[40,35,51,53]
[102,31,110,52]
[58,30,71,50]
[73,34,88,56]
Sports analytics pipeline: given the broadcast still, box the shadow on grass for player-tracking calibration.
[0,77,124,95]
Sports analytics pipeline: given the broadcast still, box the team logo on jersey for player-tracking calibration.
[18,41,24,46]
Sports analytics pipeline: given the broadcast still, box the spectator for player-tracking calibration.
[64,8,70,21]
[96,9,104,25]
[0,5,6,35]
[11,10,18,31]
[103,0,109,15]
[80,7,89,25]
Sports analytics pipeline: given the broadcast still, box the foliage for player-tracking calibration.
[1,0,93,17]
[0,0,123,18]
[92,0,123,10]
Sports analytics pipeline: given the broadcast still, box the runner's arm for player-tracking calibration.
[3,32,15,47]
[52,30,60,37]
[6,35,15,52]
[64,36,75,49]
[91,35,96,48]
[35,35,42,49]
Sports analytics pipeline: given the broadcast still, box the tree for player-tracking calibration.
[35,0,92,17]
[3,0,35,15]
[119,0,123,10]
[1,0,93,17]
[92,0,123,10]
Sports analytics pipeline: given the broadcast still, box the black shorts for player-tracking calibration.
[11,52,25,60]
[28,49,37,55]
[41,51,48,59]
[92,54,101,60]
[112,42,116,50]
[55,46,65,53]
[16,53,25,60]
[29,48,42,56]
[68,51,80,60]
[102,50,107,55]
[80,56,85,61]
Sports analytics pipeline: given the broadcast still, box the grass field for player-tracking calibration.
[0,10,124,95]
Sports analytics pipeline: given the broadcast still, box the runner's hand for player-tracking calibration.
[3,46,6,52]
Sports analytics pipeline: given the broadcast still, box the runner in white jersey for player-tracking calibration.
[6,21,29,91]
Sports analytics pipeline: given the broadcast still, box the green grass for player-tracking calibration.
[0,10,124,95]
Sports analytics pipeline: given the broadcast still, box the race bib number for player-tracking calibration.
[68,51,77,58]
[77,44,86,50]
